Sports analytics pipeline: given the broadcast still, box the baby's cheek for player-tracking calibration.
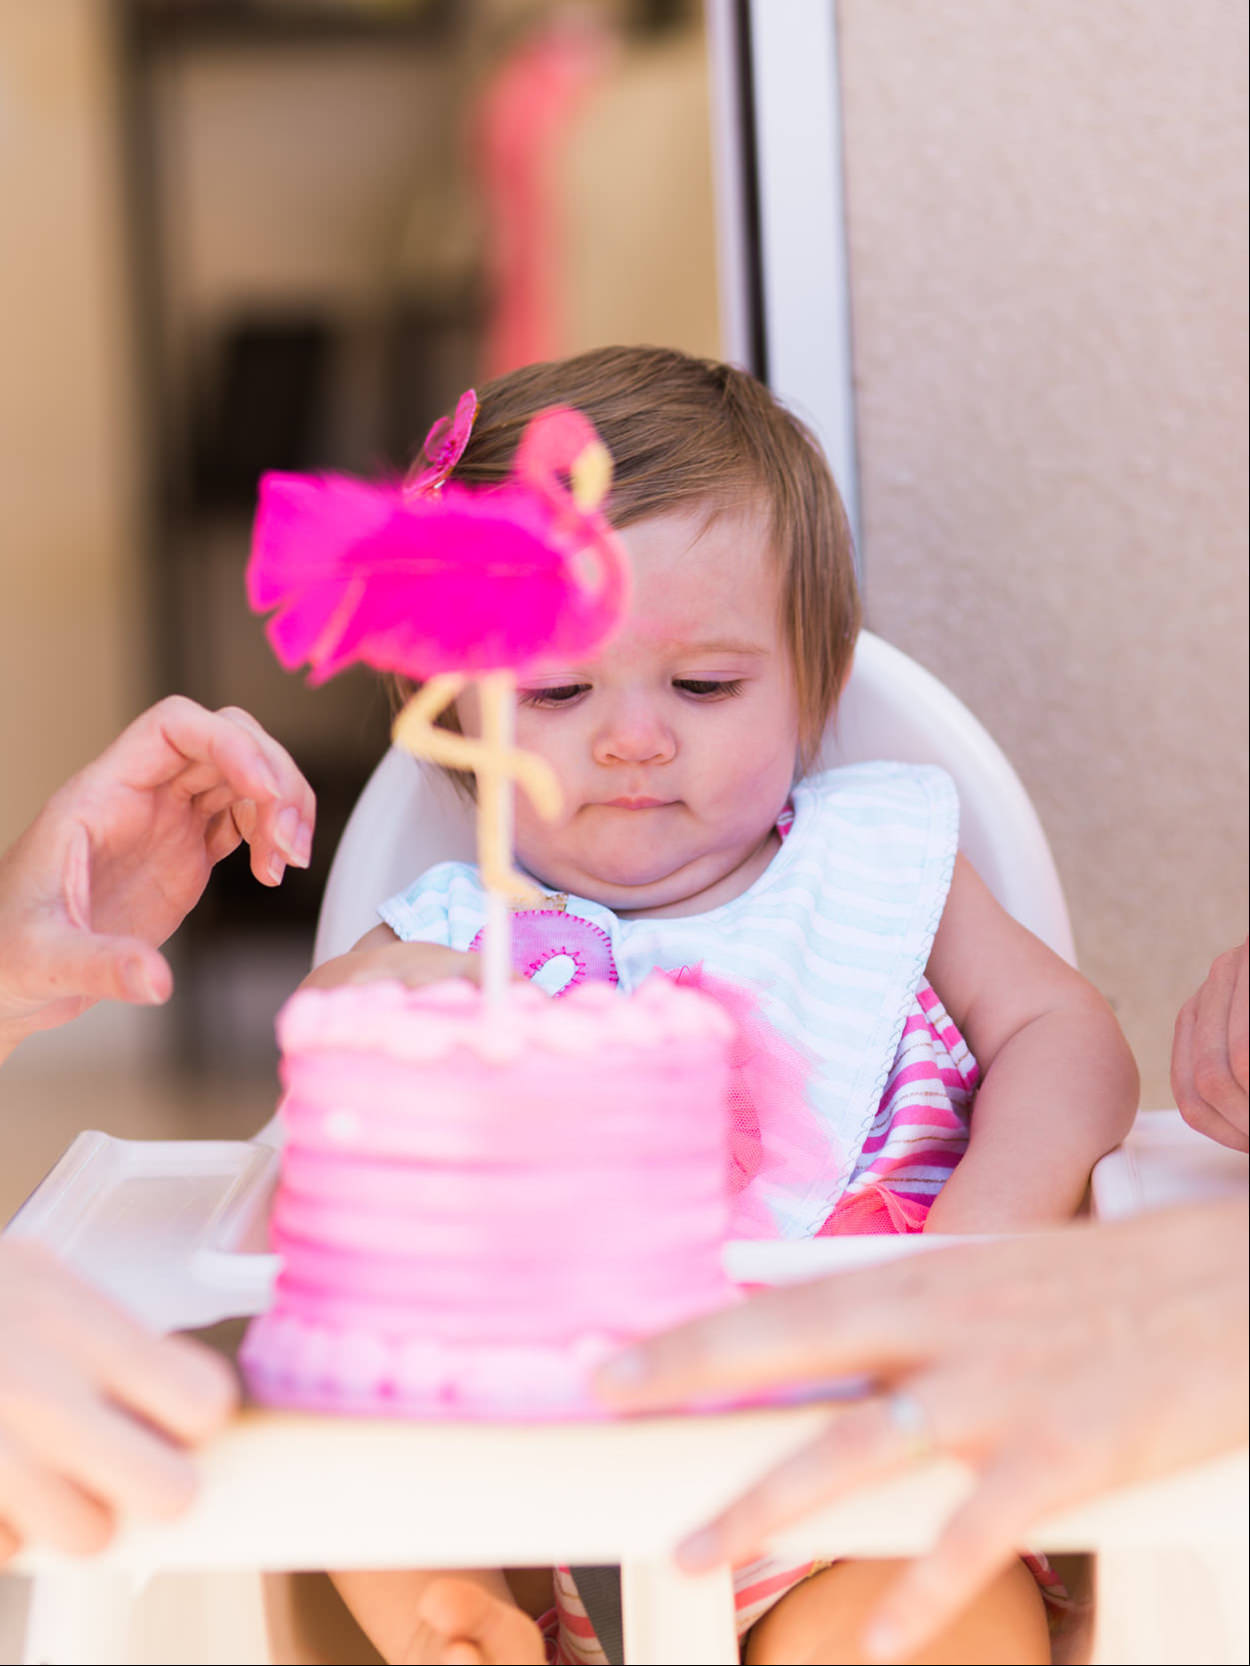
[512,793,569,880]
[513,720,578,809]
[711,720,795,815]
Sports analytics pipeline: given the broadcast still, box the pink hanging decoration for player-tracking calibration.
[473,17,612,376]
[247,404,628,685]
[664,966,833,1241]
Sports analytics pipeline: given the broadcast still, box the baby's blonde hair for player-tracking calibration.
[406,344,860,769]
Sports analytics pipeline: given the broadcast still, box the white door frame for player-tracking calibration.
[705,0,861,555]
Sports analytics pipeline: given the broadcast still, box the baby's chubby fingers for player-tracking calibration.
[303,936,484,994]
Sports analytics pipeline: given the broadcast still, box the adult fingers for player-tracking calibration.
[1172,985,1249,1153]
[189,746,310,888]
[11,1376,202,1525]
[101,696,282,803]
[676,1395,926,1572]
[114,699,315,877]
[72,1322,238,1453]
[859,1447,1081,1661]
[0,1431,116,1555]
[594,1258,936,1413]
[214,706,315,881]
[1229,940,1249,1097]
[1192,946,1250,1139]
[22,923,173,1009]
[204,805,246,870]
[23,1247,239,1448]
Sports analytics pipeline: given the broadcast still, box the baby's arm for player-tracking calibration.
[301,923,480,993]
[923,856,1138,1233]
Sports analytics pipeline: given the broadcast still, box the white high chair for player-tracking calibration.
[312,629,1078,968]
[4,630,1245,1666]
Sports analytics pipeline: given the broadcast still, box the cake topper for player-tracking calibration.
[247,395,630,1010]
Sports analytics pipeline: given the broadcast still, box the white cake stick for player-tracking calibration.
[478,671,526,1016]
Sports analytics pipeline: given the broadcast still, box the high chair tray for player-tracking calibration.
[4,1129,963,1335]
[4,1130,281,1333]
[15,1111,1244,1341]
[1091,1107,1249,1220]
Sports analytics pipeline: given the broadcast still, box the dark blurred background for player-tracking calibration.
[122,0,716,1072]
[0,0,721,1199]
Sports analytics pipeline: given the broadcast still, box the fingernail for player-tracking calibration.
[251,756,281,797]
[123,957,162,1005]
[293,818,313,867]
[268,853,286,886]
[274,806,303,863]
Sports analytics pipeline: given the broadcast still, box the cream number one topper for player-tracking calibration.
[247,390,630,1014]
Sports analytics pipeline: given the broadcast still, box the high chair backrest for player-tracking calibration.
[313,630,1077,967]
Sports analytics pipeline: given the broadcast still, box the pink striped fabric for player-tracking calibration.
[544,1556,827,1663]
[818,979,977,1236]
[545,1551,1075,1663]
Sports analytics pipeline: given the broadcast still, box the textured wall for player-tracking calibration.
[838,1,1249,1103]
[0,3,140,850]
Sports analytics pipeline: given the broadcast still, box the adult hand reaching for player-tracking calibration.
[0,1240,237,1561]
[595,1197,1249,1661]
[1171,938,1249,1152]
[0,697,315,1059]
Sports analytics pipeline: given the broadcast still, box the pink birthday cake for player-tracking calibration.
[241,974,736,1418]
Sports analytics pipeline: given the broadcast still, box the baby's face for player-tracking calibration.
[462,505,801,916]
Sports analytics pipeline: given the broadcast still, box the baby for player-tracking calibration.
[308,346,1138,1665]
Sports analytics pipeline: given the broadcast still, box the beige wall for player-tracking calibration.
[838,1,1249,1103]
[0,2,140,850]
[559,24,721,361]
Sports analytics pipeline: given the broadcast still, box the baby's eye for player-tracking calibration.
[673,678,746,699]
[518,683,589,708]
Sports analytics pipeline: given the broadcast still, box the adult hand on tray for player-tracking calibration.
[594,1196,1249,1661]
[0,1240,237,1560]
[0,697,315,1059]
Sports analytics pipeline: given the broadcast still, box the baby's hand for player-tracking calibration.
[302,927,482,994]
[411,1575,545,1665]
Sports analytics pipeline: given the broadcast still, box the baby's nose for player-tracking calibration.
[592,702,676,766]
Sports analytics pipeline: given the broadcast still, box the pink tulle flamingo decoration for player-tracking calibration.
[247,397,629,911]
